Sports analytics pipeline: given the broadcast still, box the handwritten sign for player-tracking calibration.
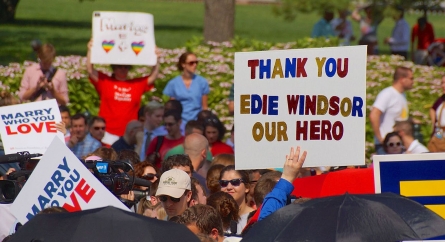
[234,46,367,169]
[91,11,157,65]
[0,99,64,155]
[10,138,129,224]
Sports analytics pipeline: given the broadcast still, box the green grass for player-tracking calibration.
[1,0,444,65]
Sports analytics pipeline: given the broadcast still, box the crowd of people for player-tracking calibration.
[311,4,444,66]
[1,20,445,241]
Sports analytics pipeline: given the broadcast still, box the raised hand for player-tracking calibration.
[281,146,307,183]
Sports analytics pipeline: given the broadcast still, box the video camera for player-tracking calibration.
[84,159,151,199]
[0,152,151,204]
[0,152,40,204]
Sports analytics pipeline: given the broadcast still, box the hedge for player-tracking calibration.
[1,37,444,162]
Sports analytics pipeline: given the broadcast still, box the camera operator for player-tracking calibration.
[0,168,15,180]
[18,43,68,106]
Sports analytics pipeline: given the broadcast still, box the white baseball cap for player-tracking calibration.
[155,169,191,198]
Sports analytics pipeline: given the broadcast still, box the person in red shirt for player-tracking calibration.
[411,16,435,65]
[86,39,160,146]
[146,110,185,168]
[204,116,234,157]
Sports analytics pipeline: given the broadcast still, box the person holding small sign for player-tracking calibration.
[18,43,69,106]
[86,39,160,146]
[163,52,210,124]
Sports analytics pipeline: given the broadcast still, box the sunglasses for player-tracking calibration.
[93,127,105,130]
[186,61,199,66]
[387,142,402,147]
[141,173,158,181]
[159,195,181,203]
[219,178,244,188]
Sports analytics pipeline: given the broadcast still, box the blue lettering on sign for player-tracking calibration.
[26,156,76,221]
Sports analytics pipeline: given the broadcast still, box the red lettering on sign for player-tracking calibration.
[75,178,96,203]
[5,126,17,135]
[62,192,82,212]
[4,122,57,135]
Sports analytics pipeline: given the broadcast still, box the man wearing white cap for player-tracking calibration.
[156,169,192,219]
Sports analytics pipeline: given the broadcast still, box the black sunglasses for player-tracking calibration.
[141,173,158,180]
[219,178,244,188]
[186,61,199,65]
[159,195,181,203]
[93,127,105,130]
[387,142,402,147]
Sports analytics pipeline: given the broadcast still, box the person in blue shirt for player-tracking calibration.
[163,52,210,124]
[311,11,335,38]
[67,113,102,159]
[259,146,307,221]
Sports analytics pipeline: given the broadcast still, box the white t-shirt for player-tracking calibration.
[372,86,409,143]
[435,102,445,127]
[224,213,249,236]
[407,139,429,154]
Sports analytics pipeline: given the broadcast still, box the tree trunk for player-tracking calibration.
[0,0,20,23]
[204,0,235,43]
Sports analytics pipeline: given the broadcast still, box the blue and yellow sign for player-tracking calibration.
[379,159,445,218]
[375,156,445,240]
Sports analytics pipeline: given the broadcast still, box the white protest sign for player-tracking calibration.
[91,11,157,65]
[0,99,64,155]
[234,46,367,169]
[11,138,129,224]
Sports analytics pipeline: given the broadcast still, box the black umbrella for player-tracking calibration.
[242,192,445,242]
[9,206,200,242]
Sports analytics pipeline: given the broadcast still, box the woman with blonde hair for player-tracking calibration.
[137,196,167,220]
[19,43,69,106]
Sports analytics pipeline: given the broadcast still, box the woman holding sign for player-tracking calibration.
[163,52,209,123]
[86,40,160,146]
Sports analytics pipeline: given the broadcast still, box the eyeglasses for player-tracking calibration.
[159,195,181,203]
[205,118,220,124]
[387,142,402,147]
[186,61,199,66]
[141,173,158,181]
[93,127,105,130]
[219,178,244,188]
[164,122,176,127]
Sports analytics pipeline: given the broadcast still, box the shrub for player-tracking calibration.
[1,37,443,162]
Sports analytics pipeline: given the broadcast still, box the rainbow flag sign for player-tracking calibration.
[374,153,445,241]
[91,11,156,66]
